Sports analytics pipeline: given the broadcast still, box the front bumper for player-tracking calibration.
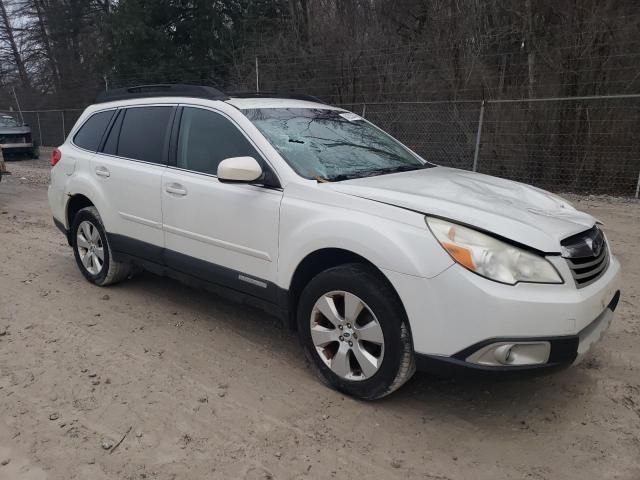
[415,290,619,374]
[383,252,621,371]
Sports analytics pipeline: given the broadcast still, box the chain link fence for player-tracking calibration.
[341,101,482,172]
[480,96,640,197]
[343,95,640,198]
[17,95,640,198]
[18,109,83,148]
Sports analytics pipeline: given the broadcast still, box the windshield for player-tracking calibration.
[242,108,433,181]
[0,114,18,128]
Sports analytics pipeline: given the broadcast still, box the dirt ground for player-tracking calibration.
[1,155,639,480]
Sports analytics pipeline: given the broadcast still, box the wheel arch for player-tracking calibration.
[66,194,94,226]
[63,193,95,245]
[283,248,409,333]
[64,171,113,235]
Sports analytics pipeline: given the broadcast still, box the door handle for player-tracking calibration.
[95,166,110,178]
[165,183,187,196]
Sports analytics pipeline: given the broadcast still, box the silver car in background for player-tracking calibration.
[0,112,38,159]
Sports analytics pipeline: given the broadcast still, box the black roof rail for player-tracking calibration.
[226,91,327,104]
[95,84,229,103]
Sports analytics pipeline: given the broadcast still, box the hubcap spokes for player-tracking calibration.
[77,220,104,275]
[310,291,384,381]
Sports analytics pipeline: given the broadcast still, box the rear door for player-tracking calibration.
[161,105,282,301]
[91,105,175,262]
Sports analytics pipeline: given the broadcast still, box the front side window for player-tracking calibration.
[242,108,431,180]
[177,107,260,175]
[73,110,115,151]
[116,106,173,163]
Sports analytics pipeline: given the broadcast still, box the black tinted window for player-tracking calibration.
[177,107,259,175]
[117,107,173,163]
[102,110,123,155]
[73,110,114,151]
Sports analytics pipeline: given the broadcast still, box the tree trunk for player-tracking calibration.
[0,0,31,89]
[33,0,61,89]
[525,0,535,98]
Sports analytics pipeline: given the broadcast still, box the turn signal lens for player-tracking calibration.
[442,242,476,270]
[51,148,62,167]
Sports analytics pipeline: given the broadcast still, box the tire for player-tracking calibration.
[30,146,39,159]
[297,263,415,400]
[71,206,130,286]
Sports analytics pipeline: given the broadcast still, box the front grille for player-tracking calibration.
[561,226,610,288]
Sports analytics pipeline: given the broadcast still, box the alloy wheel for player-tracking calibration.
[76,220,104,275]
[310,291,385,381]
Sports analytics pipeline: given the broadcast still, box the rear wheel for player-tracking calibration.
[71,206,130,286]
[297,263,415,400]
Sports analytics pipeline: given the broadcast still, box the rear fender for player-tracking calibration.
[65,172,114,231]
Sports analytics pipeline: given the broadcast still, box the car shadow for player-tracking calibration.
[121,270,303,356]
[380,357,595,428]
[119,270,595,424]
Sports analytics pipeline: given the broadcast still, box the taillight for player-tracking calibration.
[51,148,62,167]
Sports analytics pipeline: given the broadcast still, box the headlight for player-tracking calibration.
[426,217,562,285]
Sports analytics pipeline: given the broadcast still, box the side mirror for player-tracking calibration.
[217,156,263,183]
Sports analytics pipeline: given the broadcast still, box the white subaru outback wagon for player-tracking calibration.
[49,84,621,399]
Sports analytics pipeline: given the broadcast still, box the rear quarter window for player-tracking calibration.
[73,110,115,151]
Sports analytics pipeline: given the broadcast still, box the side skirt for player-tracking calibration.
[107,233,290,325]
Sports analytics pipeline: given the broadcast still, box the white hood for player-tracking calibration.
[327,167,597,253]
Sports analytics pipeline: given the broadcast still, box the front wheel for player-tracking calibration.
[297,263,415,400]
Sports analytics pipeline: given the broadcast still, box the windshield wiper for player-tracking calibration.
[317,173,355,182]
[319,164,431,183]
[382,164,430,174]
[348,164,430,179]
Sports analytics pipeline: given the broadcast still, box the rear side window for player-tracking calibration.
[176,107,260,175]
[116,106,173,163]
[73,110,114,151]
[102,110,123,155]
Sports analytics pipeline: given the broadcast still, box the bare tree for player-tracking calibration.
[0,0,31,89]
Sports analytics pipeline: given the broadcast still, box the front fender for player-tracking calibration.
[277,190,453,289]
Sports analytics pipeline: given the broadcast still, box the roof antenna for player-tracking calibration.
[11,87,24,125]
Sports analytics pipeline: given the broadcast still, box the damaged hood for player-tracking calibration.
[327,167,597,253]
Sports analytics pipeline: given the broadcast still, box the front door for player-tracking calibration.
[161,106,282,301]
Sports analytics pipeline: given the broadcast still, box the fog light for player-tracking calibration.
[493,344,514,364]
[466,341,551,366]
